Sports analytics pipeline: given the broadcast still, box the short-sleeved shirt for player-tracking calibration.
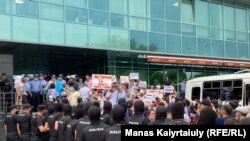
[30,80,41,92]
[103,125,121,141]
[70,91,80,106]
[5,114,18,133]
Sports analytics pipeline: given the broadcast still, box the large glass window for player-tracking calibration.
[165,0,180,21]
[129,0,146,17]
[89,10,109,26]
[197,26,209,38]
[149,33,165,52]
[182,24,196,36]
[223,6,235,30]
[197,38,211,56]
[65,0,88,8]
[148,0,164,19]
[211,39,224,57]
[148,19,164,33]
[40,3,63,21]
[110,14,128,28]
[211,28,223,40]
[40,20,64,44]
[236,8,247,32]
[225,41,237,58]
[130,17,147,31]
[110,29,129,50]
[237,43,248,59]
[182,36,196,55]
[165,21,181,34]
[0,14,11,39]
[13,16,38,42]
[110,0,127,14]
[40,0,63,5]
[130,31,148,51]
[224,30,235,41]
[181,0,195,23]
[89,0,108,11]
[211,3,223,27]
[0,0,10,14]
[12,0,38,17]
[65,7,87,24]
[237,32,248,42]
[65,23,87,46]
[166,34,181,54]
[89,26,109,49]
[196,0,209,26]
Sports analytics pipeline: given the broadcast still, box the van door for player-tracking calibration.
[243,79,250,106]
[186,82,202,102]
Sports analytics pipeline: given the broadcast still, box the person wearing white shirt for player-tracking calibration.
[79,85,92,101]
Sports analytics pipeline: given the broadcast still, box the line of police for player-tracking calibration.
[4,98,160,141]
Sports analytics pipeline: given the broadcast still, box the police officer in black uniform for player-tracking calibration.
[45,103,63,141]
[126,100,150,125]
[149,106,167,125]
[103,105,126,141]
[80,106,109,141]
[17,103,33,141]
[31,105,49,141]
[4,105,19,141]
[66,108,84,141]
[58,104,72,141]
[100,101,113,126]
[75,101,92,141]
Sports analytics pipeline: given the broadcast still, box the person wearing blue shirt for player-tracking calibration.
[30,75,42,111]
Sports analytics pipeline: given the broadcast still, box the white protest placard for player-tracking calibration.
[92,74,113,89]
[138,81,147,88]
[164,85,174,94]
[146,89,164,99]
[129,73,139,80]
[120,76,129,84]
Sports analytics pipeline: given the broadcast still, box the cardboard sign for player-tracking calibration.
[129,73,139,80]
[92,74,112,89]
[164,85,174,94]
[138,81,147,88]
[120,76,129,84]
[146,89,164,99]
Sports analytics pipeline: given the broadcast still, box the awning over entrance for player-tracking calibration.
[147,55,250,68]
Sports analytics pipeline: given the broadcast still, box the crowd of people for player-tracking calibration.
[3,73,250,141]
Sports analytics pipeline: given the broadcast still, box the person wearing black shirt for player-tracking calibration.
[149,106,167,125]
[58,104,72,141]
[45,103,63,141]
[17,103,33,141]
[80,106,109,141]
[75,101,92,141]
[100,101,113,126]
[66,108,84,141]
[31,105,49,141]
[5,105,19,141]
[103,105,126,141]
[126,100,150,125]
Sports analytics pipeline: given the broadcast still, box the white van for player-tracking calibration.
[185,70,250,106]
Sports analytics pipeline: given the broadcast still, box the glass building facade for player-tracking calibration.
[0,0,250,87]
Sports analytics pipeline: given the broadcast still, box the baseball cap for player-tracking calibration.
[236,106,249,115]
[23,103,33,109]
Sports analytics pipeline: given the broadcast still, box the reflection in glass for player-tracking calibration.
[165,0,180,21]
[65,7,87,24]
[130,17,146,31]
[181,0,194,23]
[89,26,109,49]
[196,0,209,26]
[148,0,164,19]
[110,29,129,50]
[0,0,10,14]
[149,33,165,52]
[110,14,128,28]
[166,34,181,54]
[182,36,196,55]
[197,38,211,56]
[211,39,224,57]
[89,0,108,11]
[130,30,148,51]
[89,10,109,26]
[225,41,237,58]
[13,0,39,17]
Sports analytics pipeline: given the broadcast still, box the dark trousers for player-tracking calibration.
[7,132,19,141]
[31,91,40,111]
[49,136,58,141]
[31,136,41,141]
[20,135,30,141]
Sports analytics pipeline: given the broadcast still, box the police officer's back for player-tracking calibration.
[103,105,126,141]
[46,103,63,141]
[100,101,113,126]
[31,105,49,141]
[58,104,72,141]
[75,101,92,141]
[80,106,109,141]
[126,100,150,125]
[4,105,19,141]
[149,106,167,125]
[165,102,190,125]
[66,108,84,141]
[17,104,33,141]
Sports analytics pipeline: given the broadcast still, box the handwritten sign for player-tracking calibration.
[120,76,129,84]
[138,81,147,88]
[129,73,139,80]
[92,74,112,89]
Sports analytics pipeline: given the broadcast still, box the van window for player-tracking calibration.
[192,87,200,100]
